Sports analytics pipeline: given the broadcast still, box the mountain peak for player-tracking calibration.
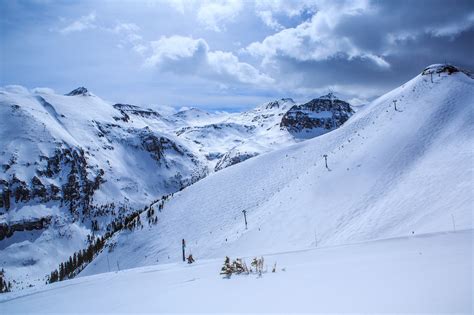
[421,64,473,78]
[66,87,90,96]
[281,94,354,138]
[318,92,337,100]
[264,98,295,110]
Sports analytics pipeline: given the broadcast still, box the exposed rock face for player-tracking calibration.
[65,87,90,96]
[265,98,294,110]
[281,93,354,138]
[0,217,52,240]
[421,64,473,78]
[113,104,161,119]
[1,147,105,217]
[215,150,259,171]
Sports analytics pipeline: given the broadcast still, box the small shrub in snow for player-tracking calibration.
[251,257,264,275]
[220,256,271,278]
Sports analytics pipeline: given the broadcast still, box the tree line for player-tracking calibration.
[47,193,171,284]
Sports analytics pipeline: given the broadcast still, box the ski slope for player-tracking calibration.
[1,230,471,313]
[80,65,473,276]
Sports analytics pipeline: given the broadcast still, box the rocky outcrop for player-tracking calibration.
[421,64,473,79]
[113,104,161,119]
[140,132,171,161]
[281,93,354,138]
[215,150,259,171]
[0,216,52,240]
[65,87,90,96]
[264,98,294,110]
[1,147,105,217]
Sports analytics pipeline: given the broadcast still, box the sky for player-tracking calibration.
[1,0,473,111]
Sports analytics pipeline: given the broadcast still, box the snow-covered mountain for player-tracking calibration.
[77,64,473,277]
[0,86,351,289]
[176,98,297,171]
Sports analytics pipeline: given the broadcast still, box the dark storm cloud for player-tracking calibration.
[247,0,474,100]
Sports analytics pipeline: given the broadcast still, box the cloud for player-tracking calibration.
[109,22,148,55]
[197,0,243,31]
[254,0,317,18]
[245,1,387,67]
[242,0,474,102]
[32,87,56,94]
[111,22,140,34]
[256,11,283,30]
[428,12,474,37]
[145,35,274,85]
[3,0,474,110]
[59,12,97,34]
[0,85,30,94]
[57,11,147,54]
[145,35,208,68]
[207,50,274,85]
[154,104,179,116]
[161,0,188,14]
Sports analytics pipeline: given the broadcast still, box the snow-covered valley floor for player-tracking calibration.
[1,229,471,314]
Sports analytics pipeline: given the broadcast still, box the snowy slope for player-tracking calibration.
[0,86,207,289]
[1,230,471,313]
[81,64,473,276]
[0,86,351,289]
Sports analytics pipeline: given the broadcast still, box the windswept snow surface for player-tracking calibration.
[0,230,471,313]
[81,67,473,276]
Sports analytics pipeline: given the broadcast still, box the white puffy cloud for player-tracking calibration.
[256,11,283,30]
[145,36,208,68]
[59,12,97,34]
[196,0,243,31]
[145,35,274,85]
[207,50,274,85]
